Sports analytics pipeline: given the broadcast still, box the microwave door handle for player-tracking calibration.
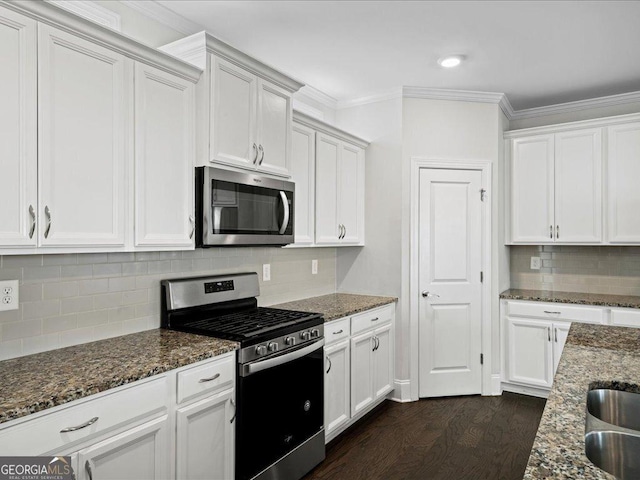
[278,191,290,235]
[213,206,223,234]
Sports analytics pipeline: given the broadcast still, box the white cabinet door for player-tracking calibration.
[552,322,570,374]
[510,135,554,243]
[350,330,375,416]
[554,129,602,243]
[372,323,393,400]
[256,79,291,177]
[38,24,130,247]
[607,122,640,243]
[76,415,169,480]
[505,317,553,388]
[0,8,37,247]
[325,339,350,439]
[134,62,195,248]
[291,122,315,245]
[338,143,364,244]
[315,133,340,245]
[176,388,234,480]
[210,55,257,170]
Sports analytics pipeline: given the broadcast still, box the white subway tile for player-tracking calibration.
[108,277,136,292]
[93,292,122,310]
[77,310,109,328]
[108,252,135,263]
[93,263,122,278]
[43,314,78,334]
[121,289,148,305]
[78,279,110,296]
[108,306,135,322]
[61,265,93,280]
[22,333,60,356]
[0,339,23,360]
[23,266,61,284]
[43,254,78,266]
[78,253,108,265]
[61,296,94,314]
[23,300,60,319]
[43,281,79,299]
[2,319,42,341]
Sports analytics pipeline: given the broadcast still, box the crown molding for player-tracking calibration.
[504,111,640,137]
[48,0,121,31]
[403,86,506,104]
[336,88,403,109]
[4,0,202,82]
[293,110,370,148]
[291,99,325,121]
[296,85,338,110]
[120,0,202,35]
[507,90,640,120]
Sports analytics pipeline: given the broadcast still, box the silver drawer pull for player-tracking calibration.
[371,317,379,322]
[60,416,99,433]
[198,373,221,383]
[333,329,344,334]
[85,460,94,480]
[28,205,36,239]
[230,399,236,424]
[544,311,561,315]
[44,206,52,239]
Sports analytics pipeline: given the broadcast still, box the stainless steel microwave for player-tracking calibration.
[195,166,294,247]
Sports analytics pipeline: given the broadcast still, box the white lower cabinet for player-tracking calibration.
[323,303,395,443]
[76,416,169,480]
[0,352,236,480]
[505,317,556,389]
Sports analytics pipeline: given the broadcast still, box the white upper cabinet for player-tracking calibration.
[160,32,302,178]
[290,122,316,246]
[508,127,602,244]
[337,143,364,244]
[607,122,640,243]
[38,24,131,247]
[315,133,341,244]
[0,8,37,247]
[134,62,195,248]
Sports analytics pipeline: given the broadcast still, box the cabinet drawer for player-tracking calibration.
[177,354,235,404]
[506,301,603,324]
[0,375,168,456]
[610,308,640,328]
[351,304,394,335]
[324,318,350,345]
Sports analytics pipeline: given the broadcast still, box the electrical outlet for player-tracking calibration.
[530,257,541,270]
[263,264,271,282]
[312,259,318,275]
[0,280,19,312]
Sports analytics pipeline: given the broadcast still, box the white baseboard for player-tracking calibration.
[491,374,502,396]
[390,379,412,403]
[502,382,550,399]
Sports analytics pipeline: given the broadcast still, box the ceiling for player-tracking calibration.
[156,0,640,111]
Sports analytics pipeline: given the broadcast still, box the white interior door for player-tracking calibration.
[418,168,483,397]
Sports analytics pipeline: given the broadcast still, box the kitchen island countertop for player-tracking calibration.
[272,292,397,322]
[0,329,238,425]
[524,322,640,479]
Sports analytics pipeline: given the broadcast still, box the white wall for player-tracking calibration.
[401,98,503,397]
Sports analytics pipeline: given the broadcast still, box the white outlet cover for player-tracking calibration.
[530,257,541,270]
[312,259,318,275]
[0,280,19,311]
[263,264,271,282]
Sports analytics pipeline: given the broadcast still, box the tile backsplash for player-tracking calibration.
[510,245,640,295]
[0,247,336,360]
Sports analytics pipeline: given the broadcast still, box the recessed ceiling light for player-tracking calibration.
[438,55,464,68]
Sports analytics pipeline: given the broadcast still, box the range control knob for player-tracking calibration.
[311,329,320,338]
[255,345,268,356]
[284,336,296,346]
[268,342,279,353]
[300,331,311,341]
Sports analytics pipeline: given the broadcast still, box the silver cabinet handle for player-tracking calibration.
[326,355,332,374]
[28,205,36,239]
[544,311,561,315]
[372,337,376,351]
[333,329,343,334]
[373,337,380,351]
[371,317,379,322]
[60,416,99,433]
[278,191,290,235]
[252,143,258,164]
[555,328,558,343]
[85,460,94,480]
[422,291,440,298]
[549,225,553,239]
[258,144,264,165]
[189,215,195,239]
[338,225,342,239]
[198,372,220,383]
[343,225,347,239]
[556,225,559,239]
[547,327,551,342]
[230,399,236,424]
[44,206,52,239]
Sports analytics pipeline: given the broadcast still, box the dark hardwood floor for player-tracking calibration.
[304,392,546,480]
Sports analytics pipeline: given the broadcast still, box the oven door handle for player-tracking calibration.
[278,191,290,235]
[240,339,324,377]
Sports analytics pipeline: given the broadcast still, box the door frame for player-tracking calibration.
[409,157,493,400]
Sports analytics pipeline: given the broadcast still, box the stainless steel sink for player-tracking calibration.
[587,389,640,431]
[585,389,640,479]
[585,431,640,479]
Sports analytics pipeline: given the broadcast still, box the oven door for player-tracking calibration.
[198,166,294,246]
[236,339,325,480]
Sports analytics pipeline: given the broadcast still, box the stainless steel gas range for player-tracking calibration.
[161,273,325,480]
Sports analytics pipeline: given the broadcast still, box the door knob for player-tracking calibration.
[422,291,440,298]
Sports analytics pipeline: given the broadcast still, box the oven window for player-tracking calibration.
[211,180,293,235]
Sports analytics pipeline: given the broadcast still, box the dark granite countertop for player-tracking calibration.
[524,323,640,479]
[0,330,238,425]
[272,293,397,322]
[500,289,640,309]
